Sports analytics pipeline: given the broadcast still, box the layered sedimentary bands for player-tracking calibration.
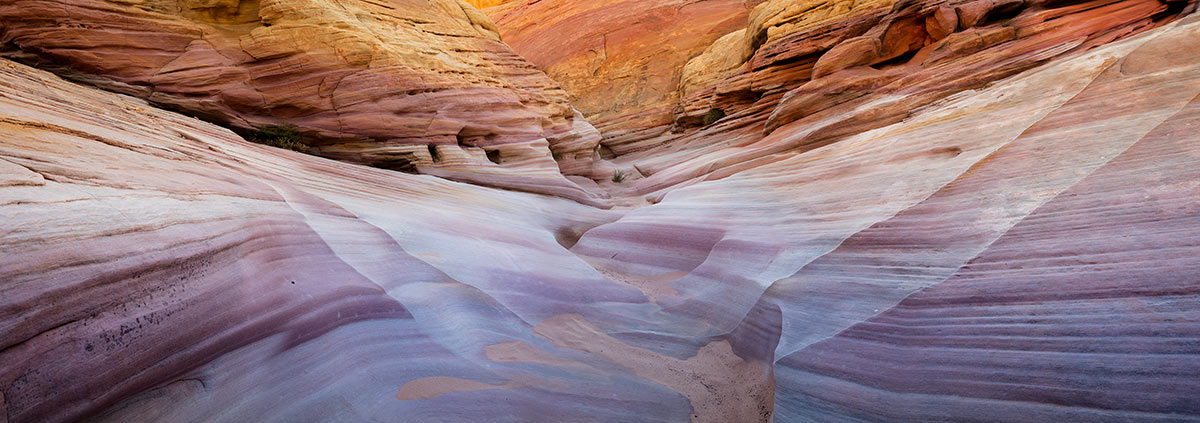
[485,0,764,133]
[3,0,1200,422]
[465,0,515,8]
[0,0,607,205]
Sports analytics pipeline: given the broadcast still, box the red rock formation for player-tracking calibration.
[588,0,1195,199]
[464,0,515,8]
[485,0,764,136]
[2,0,1200,422]
[0,0,607,206]
[573,13,1200,421]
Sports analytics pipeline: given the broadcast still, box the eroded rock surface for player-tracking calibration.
[464,0,515,8]
[0,0,607,206]
[2,0,1200,422]
[589,0,1195,199]
[485,0,764,135]
[572,9,1200,422]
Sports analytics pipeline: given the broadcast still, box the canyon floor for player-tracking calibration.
[2,0,1200,422]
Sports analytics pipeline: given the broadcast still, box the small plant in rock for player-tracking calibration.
[612,170,626,183]
[596,144,616,160]
[703,108,726,126]
[249,124,308,152]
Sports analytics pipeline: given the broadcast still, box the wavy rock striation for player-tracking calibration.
[0,58,636,423]
[464,0,516,8]
[583,0,1195,199]
[0,0,607,206]
[485,0,765,136]
[573,10,1200,422]
[2,1,1200,423]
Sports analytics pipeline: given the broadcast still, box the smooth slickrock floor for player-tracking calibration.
[2,11,1200,423]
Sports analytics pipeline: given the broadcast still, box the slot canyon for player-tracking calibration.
[1,0,1199,421]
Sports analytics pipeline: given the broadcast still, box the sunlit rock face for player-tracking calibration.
[575,13,1200,421]
[484,0,765,137]
[2,0,1200,422]
[464,0,515,8]
[582,0,1197,196]
[0,0,607,206]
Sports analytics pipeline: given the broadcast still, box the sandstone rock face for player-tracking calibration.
[3,1,1200,423]
[595,0,1195,198]
[464,0,515,8]
[485,0,763,135]
[575,14,1200,421]
[679,29,752,97]
[0,0,607,206]
[0,58,635,423]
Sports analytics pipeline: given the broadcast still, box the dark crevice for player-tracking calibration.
[455,128,470,147]
[427,144,441,163]
[871,49,920,70]
[485,148,501,164]
[703,108,726,126]
[379,152,419,173]
[979,4,1025,26]
[1153,0,1189,22]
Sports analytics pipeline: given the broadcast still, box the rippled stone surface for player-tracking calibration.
[484,0,762,134]
[2,3,1199,423]
[0,0,606,205]
[585,0,1195,198]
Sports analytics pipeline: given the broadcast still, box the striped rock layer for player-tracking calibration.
[0,0,608,206]
[483,0,765,134]
[2,1,1200,423]
[531,0,1197,200]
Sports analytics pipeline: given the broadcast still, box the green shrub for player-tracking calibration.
[703,108,726,126]
[612,170,626,183]
[250,124,307,152]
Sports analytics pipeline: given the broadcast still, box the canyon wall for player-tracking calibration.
[2,0,1200,421]
[0,0,607,206]
[499,0,1196,200]
[485,0,765,135]
[572,12,1200,420]
[465,0,516,8]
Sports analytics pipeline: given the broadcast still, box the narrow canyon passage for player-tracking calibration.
[2,0,1200,422]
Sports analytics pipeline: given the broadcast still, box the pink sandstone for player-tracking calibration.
[1,0,1199,422]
